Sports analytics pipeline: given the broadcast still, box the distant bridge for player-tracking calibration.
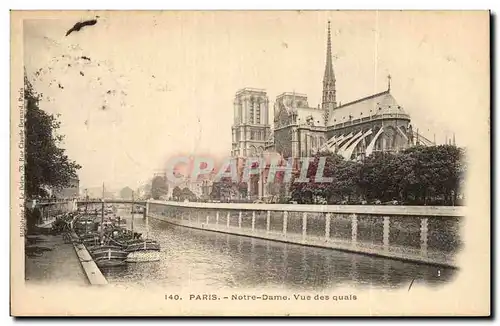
[76,199,147,206]
[25,199,147,210]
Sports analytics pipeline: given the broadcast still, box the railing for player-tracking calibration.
[26,199,76,209]
[147,201,463,268]
[76,199,147,205]
[30,198,74,204]
[25,199,78,218]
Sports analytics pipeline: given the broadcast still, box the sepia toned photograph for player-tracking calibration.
[10,10,490,316]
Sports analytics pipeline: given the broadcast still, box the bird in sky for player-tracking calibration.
[65,19,98,37]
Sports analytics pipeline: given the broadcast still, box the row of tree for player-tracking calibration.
[204,145,465,206]
[172,186,197,201]
[210,180,248,200]
[289,145,466,205]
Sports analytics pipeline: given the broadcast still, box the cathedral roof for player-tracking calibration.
[327,90,409,125]
[276,93,309,115]
[296,108,326,127]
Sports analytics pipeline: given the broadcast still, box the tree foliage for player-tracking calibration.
[24,74,81,198]
[151,175,168,200]
[290,145,466,205]
[210,178,237,200]
[180,187,197,201]
[209,178,249,201]
[172,186,197,201]
[172,186,182,200]
[119,186,134,199]
[138,182,152,199]
[290,151,358,204]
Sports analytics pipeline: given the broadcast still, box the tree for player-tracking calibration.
[336,159,361,201]
[210,178,237,200]
[151,175,168,200]
[408,145,464,205]
[172,186,182,201]
[290,151,345,204]
[358,151,399,202]
[180,187,197,201]
[457,147,467,201]
[120,186,134,199]
[238,182,248,199]
[24,73,81,198]
[137,182,152,199]
[392,149,419,202]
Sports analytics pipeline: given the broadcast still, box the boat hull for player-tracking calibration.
[90,247,128,261]
[92,247,128,268]
[94,257,127,267]
[125,241,161,253]
[87,244,125,253]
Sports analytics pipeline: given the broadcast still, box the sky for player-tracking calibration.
[22,11,489,191]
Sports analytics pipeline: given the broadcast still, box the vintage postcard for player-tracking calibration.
[10,10,490,316]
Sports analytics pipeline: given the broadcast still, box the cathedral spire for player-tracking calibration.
[322,21,337,122]
[324,21,334,81]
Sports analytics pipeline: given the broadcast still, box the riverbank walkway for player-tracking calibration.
[25,233,88,286]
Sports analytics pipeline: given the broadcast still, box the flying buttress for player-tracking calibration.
[365,127,384,156]
[397,126,409,141]
[338,130,363,154]
[342,129,373,160]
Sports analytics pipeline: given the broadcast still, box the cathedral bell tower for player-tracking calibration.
[322,21,337,124]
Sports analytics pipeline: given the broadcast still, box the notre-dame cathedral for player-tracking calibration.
[230,21,434,199]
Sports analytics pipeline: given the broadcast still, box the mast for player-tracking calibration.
[131,190,134,239]
[100,183,105,244]
[85,189,88,214]
[145,199,149,239]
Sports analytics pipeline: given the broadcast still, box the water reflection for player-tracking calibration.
[103,209,456,290]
